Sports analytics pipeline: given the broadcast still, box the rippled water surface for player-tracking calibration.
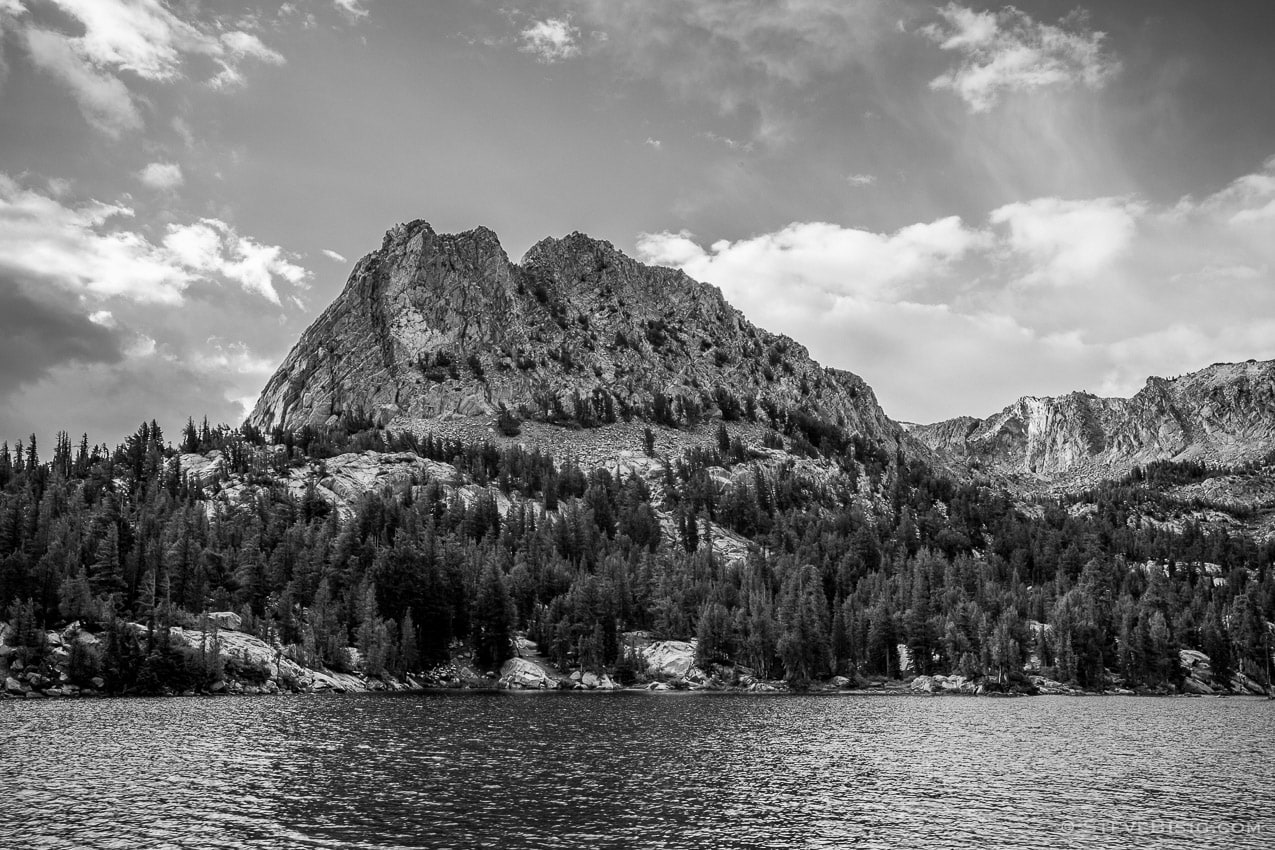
[4,693,1273,848]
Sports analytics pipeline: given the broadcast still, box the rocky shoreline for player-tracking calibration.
[3,618,1266,701]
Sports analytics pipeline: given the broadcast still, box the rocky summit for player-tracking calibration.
[247,221,904,451]
[911,360,1275,488]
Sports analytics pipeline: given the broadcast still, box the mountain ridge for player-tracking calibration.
[912,359,1275,487]
[248,220,908,457]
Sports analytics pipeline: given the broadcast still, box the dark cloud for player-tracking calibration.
[0,273,124,396]
[0,350,251,448]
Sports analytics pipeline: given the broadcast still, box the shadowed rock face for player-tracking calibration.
[248,220,905,449]
[912,360,1275,485]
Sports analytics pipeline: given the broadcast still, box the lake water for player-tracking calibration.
[3,693,1272,848]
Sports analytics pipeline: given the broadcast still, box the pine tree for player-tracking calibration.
[91,525,125,597]
[695,601,734,667]
[778,566,831,686]
[398,609,420,674]
[473,559,515,671]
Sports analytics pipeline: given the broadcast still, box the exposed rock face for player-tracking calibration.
[181,449,461,522]
[641,639,699,679]
[499,657,557,690]
[248,221,904,452]
[913,361,1275,486]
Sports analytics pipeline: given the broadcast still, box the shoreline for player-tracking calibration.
[5,680,1265,702]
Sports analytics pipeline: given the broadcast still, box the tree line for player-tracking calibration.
[1,416,1272,694]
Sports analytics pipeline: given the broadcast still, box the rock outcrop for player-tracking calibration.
[247,222,905,454]
[912,360,1275,487]
[0,615,419,699]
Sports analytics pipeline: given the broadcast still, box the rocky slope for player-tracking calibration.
[248,221,905,454]
[912,360,1275,488]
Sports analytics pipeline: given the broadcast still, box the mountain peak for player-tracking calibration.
[248,223,904,452]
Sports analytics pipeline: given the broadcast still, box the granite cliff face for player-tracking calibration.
[248,221,903,449]
[912,360,1275,485]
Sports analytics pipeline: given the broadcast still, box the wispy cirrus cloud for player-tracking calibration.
[922,3,1120,113]
[4,0,287,135]
[559,0,897,145]
[333,0,371,21]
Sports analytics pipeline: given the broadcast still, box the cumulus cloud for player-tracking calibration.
[519,18,581,63]
[637,157,1275,422]
[639,217,986,305]
[923,3,1120,112]
[10,0,287,133]
[137,161,183,190]
[0,173,188,302]
[163,218,309,305]
[0,174,309,306]
[989,196,1144,285]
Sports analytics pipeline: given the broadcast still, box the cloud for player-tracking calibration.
[10,0,287,133]
[211,30,285,88]
[564,0,896,144]
[193,338,275,378]
[636,156,1275,422]
[0,174,310,306]
[0,172,188,302]
[321,249,347,263]
[0,2,20,85]
[333,0,370,20]
[0,272,125,397]
[137,161,183,190]
[847,173,876,186]
[520,18,580,63]
[23,26,142,136]
[638,216,986,304]
[644,138,662,150]
[989,196,1144,284]
[923,3,1120,112]
[699,132,754,153]
[0,350,258,445]
[163,218,309,305]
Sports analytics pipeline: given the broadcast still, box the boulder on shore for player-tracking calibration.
[641,640,697,679]
[499,657,556,689]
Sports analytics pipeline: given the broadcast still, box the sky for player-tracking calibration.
[1,0,1274,447]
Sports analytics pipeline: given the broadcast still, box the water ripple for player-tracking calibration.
[3,694,1272,848]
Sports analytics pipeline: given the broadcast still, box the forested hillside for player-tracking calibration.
[1,413,1273,696]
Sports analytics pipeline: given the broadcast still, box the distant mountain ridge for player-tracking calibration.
[911,360,1275,486]
[248,220,906,452]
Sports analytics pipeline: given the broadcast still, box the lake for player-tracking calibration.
[3,693,1272,848]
